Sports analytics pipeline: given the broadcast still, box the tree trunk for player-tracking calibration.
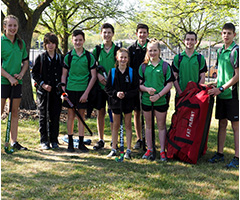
[2,0,54,109]
[19,26,36,109]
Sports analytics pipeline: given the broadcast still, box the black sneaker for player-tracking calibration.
[12,142,28,150]
[133,139,142,149]
[51,142,59,149]
[93,140,104,150]
[79,143,89,153]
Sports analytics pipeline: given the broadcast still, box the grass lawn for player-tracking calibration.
[1,89,239,200]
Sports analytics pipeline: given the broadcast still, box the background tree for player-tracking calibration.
[37,0,132,54]
[2,0,54,109]
[135,0,239,53]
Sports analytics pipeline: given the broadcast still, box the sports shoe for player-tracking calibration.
[226,157,239,169]
[107,150,117,157]
[79,143,89,153]
[124,149,132,159]
[12,142,28,150]
[40,143,51,150]
[93,140,104,150]
[208,152,224,163]
[160,151,167,161]
[133,139,142,149]
[51,142,59,149]
[142,149,153,159]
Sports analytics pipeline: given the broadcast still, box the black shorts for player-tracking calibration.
[1,84,22,99]
[63,90,88,109]
[142,103,169,113]
[112,108,133,115]
[133,91,141,111]
[96,88,109,110]
[216,97,239,121]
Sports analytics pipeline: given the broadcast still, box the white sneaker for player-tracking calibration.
[107,150,116,158]
[124,151,131,159]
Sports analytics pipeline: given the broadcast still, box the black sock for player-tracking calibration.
[217,152,224,157]
[68,135,73,148]
[79,136,84,145]
[234,156,239,160]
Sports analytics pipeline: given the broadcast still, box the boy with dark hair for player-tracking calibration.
[208,23,239,168]
[61,29,97,152]
[92,23,120,150]
[32,33,63,150]
[128,23,149,149]
[172,31,207,102]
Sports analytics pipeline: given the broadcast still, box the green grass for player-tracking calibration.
[1,89,239,200]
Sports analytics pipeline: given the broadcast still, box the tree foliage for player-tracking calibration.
[37,0,132,54]
[136,0,239,53]
[1,0,54,109]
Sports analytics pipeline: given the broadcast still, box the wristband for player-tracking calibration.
[39,81,44,87]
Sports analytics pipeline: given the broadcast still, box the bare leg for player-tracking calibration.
[77,109,86,136]
[10,98,21,143]
[232,121,239,157]
[143,111,152,149]
[217,119,228,154]
[1,98,7,115]
[67,108,75,136]
[155,111,167,152]
[134,110,141,140]
[125,113,133,150]
[97,108,106,140]
[112,113,120,150]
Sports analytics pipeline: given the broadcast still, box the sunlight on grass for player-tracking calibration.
[1,86,238,200]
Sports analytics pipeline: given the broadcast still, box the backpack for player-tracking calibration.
[111,67,133,85]
[95,44,120,63]
[166,81,214,164]
[141,61,170,102]
[65,50,99,109]
[178,53,202,68]
[217,44,239,69]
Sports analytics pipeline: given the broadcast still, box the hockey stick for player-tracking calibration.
[4,86,15,154]
[151,102,156,161]
[115,100,124,162]
[61,135,91,148]
[46,82,51,147]
[57,83,93,136]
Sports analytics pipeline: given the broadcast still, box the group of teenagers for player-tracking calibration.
[1,14,239,168]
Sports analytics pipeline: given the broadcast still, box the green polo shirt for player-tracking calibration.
[139,60,175,106]
[64,48,95,91]
[137,41,148,49]
[217,41,238,99]
[1,34,28,85]
[172,50,207,93]
[92,43,116,89]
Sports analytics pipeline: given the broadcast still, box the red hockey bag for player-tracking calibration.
[166,81,214,164]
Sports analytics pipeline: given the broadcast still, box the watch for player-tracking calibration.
[219,86,224,93]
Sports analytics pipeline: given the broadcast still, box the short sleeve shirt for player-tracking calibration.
[64,48,95,91]
[139,59,175,106]
[217,41,239,99]
[1,34,28,85]
[92,43,116,89]
[172,50,207,93]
